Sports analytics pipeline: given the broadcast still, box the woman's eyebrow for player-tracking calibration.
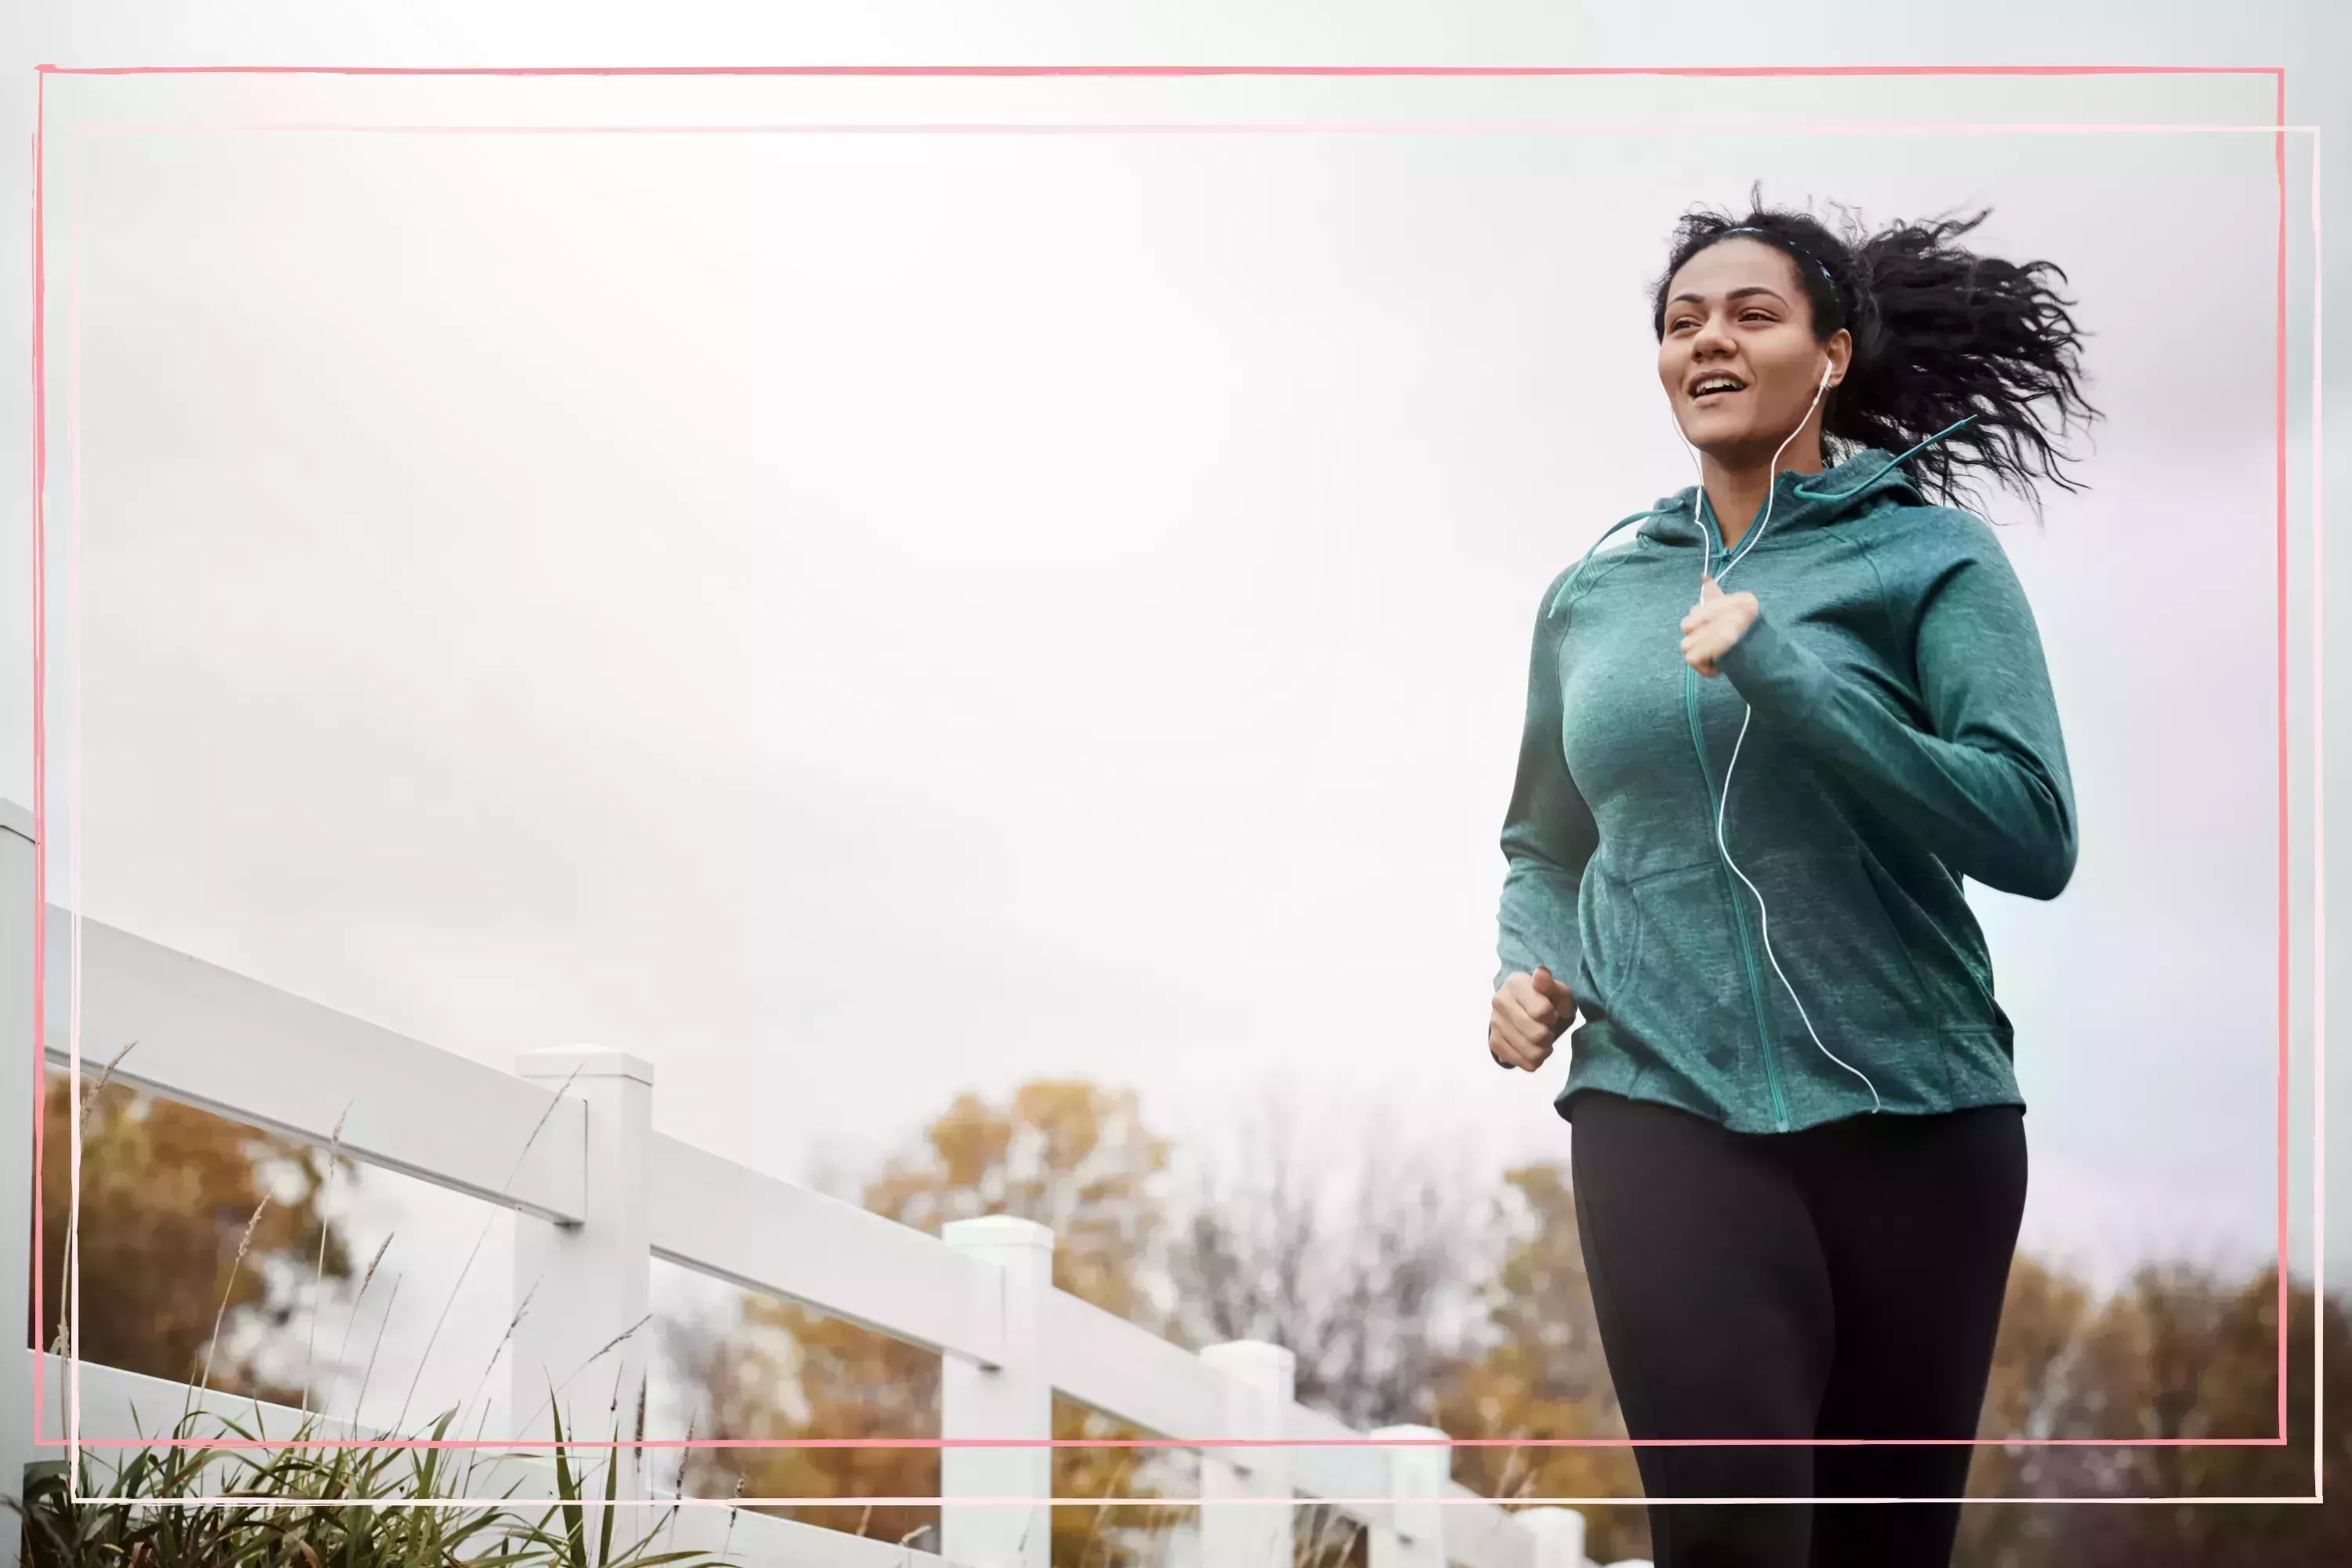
[1667,285,1790,308]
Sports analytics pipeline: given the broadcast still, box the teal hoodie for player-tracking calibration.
[1494,441,2076,1134]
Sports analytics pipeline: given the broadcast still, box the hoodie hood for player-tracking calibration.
[1635,430,1969,550]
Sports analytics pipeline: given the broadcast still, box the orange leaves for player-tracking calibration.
[39,1069,354,1404]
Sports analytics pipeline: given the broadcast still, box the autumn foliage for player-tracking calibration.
[38,1067,352,1406]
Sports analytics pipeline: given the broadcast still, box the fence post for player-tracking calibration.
[941,1215,1054,1568]
[1367,1424,1449,1568]
[0,803,38,1564]
[510,1050,654,1517]
[1519,1505,1589,1568]
[1199,1341,1295,1568]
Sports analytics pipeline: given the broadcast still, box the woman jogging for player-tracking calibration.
[1487,190,2100,1567]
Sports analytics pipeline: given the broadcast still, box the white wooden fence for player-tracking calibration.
[0,800,1645,1568]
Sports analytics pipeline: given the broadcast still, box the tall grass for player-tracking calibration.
[9,1401,722,1568]
[9,1401,710,1568]
[10,1062,739,1567]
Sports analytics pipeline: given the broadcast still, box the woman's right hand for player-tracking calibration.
[1490,966,1576,1071]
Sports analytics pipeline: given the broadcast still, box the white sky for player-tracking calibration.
[2,2,2345,1438]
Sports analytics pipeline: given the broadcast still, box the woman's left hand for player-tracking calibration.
[1680,575,1760,678]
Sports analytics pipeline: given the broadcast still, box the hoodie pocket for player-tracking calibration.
[1586,862,1754,1071]
[1744,844,1933,1040]
[1577,866,1647,1014]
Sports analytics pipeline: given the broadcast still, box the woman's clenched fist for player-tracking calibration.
[1490,966,1576,1071]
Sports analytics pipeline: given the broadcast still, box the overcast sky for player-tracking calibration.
[2,2,2344,1439]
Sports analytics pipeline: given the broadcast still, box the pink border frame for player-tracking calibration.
[24,63,2310,1487]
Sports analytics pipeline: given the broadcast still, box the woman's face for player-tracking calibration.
[1657,237,1848,461]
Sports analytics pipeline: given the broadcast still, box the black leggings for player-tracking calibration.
[1567,1091,2027,1568]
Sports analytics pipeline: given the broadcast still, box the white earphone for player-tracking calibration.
[1679,354,1886,1114]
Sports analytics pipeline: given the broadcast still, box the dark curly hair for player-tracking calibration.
[1649,183,2103,522]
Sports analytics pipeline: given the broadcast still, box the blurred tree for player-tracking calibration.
[1160,1096,1494,1568]
[38,1065,354,1407]
[1956,1262,2352,1567]
[1165,1097,1485,1434]
[671,1080,1172,1566]
[1954,1252,2099,1566]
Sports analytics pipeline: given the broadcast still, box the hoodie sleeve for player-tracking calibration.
[1713,517,2078,900]
[1496,567,1602,991]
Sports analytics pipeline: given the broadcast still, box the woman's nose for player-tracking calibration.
[1690,314,1733,356]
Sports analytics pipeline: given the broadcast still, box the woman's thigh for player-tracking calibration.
[1568,1092,1837,1566]
[1798,1106,2028,1563]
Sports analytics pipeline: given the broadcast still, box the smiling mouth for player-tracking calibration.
[1690,379,1747,405]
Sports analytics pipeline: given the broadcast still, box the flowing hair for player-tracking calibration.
[1650,182,2104,522]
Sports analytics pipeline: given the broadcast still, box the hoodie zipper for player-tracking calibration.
[1683,662,1791,1132]
[1653,428,1986,1131]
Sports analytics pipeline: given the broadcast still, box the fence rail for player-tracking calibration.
[4,800,1639,1568]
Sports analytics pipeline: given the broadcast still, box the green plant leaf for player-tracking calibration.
[550,1390,586,1568]
[596,1421,619,1568]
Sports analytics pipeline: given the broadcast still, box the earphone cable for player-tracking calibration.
[1680,359,1886,1114]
